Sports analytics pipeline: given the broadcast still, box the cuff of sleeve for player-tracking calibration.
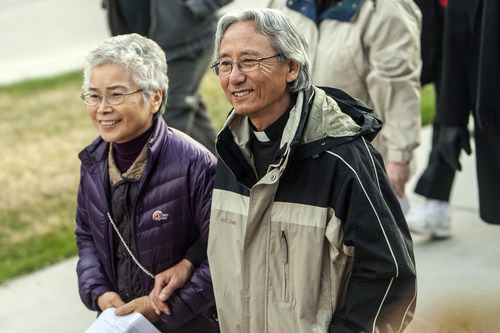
[184,254,201,269]
[184,239,207,268]
[91,286,112,311]
[386,150,413,164]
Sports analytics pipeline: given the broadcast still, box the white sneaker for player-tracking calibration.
[398,195,411,216]
[406,199,451,239]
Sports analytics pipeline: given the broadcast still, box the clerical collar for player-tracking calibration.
[249,104,293,143]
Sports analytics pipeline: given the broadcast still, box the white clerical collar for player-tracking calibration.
[253,130,270,143]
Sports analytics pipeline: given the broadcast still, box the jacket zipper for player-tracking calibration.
[281,230,289,302]
[88,157,117,288]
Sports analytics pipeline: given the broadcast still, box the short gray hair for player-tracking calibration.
[213,8,311,92]
[82,33,169,115]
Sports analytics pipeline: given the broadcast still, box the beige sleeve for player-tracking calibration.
[363,0,422,163]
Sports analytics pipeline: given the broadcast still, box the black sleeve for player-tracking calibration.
[183,238,207,268]
[328,141,417,332]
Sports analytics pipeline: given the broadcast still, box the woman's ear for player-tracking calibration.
[151,89,163,113]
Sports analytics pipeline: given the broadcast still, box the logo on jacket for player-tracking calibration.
[219,217,236,225]
[152,210,169,221]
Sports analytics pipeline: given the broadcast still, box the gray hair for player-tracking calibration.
[213,8,311,92]
[82,33,169,115]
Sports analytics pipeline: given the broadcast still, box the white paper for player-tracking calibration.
[85,307,161,333]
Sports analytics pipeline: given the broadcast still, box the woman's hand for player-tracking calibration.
[97,291,126,311]
[115,296,158,323]
[149,259,195,316]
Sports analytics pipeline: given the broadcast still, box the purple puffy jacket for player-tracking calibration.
[75,118,218,332]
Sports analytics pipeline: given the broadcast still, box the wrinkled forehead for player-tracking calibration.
[219,21,274,58]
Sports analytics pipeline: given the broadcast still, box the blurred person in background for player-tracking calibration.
[102,0,234,154]
[406,0,455,238]
[431,0,500,225]
[268,0,422,214]
[207,8,416,332]
[75,33,218,332]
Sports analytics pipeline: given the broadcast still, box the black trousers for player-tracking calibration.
[414,122,456,202]
[475,121,500,224]
[162,44,218,155]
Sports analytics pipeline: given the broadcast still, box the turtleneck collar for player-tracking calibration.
[112,122,155,173]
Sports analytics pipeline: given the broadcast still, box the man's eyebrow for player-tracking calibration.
[88,85,128,91]
[106,85,128,90]
[219,51,257,59]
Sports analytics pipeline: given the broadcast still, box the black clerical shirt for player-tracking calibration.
[249,105,292,180]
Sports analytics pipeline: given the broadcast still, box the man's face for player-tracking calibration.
[218,21,299,130]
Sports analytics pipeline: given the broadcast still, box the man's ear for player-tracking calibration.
[286,60,300,83]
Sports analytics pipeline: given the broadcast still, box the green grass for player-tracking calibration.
[0,70,95,283]
[201,71,232,130]
[420,83,437,125]
[0,71,434,285]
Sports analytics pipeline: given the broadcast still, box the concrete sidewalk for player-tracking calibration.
[1,0,500,332]
[0,0,109,85]
[405,128,500,332]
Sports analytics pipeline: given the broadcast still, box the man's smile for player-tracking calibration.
[233,90,253,97]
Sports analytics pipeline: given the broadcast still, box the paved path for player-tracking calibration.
[0,0,266,85]
[0,0,108,84]
[1,0,500,332]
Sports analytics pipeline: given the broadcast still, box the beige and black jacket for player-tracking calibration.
[208,86,417,332]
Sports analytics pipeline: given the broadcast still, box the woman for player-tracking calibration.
[75,33,218,332]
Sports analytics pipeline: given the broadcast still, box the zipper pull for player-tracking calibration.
[281,231,288,264]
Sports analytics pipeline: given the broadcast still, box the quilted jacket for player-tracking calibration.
[75,118,218,332]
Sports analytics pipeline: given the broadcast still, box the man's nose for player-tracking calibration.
[229,64,245,83]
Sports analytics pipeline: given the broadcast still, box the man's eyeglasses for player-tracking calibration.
[211,54,280,77]
[80,89,143,106]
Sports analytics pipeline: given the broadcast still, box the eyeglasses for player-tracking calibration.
[80,89,143,106]
[211,54,280,77]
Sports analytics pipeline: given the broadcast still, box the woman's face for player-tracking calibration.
[86,63,161,143]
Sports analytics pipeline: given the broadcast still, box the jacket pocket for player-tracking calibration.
[281,230,290,303]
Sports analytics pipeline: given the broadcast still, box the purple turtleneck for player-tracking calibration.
[112,123,155,173]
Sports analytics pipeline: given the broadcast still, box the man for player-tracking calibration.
[434,0,500,224]
[406,0,455,238]
[268,0,422,214]
[207,8,416,333]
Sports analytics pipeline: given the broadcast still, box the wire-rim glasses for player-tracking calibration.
[80,89,143,106]
[211,54,280,77]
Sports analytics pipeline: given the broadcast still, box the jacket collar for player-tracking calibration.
[287,0,374,23]
[216,85,381,187]
[79,117,168,166]
[78,118,170,209]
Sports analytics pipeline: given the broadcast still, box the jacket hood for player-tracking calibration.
[215,86,382,189]
[299,86,381,143]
